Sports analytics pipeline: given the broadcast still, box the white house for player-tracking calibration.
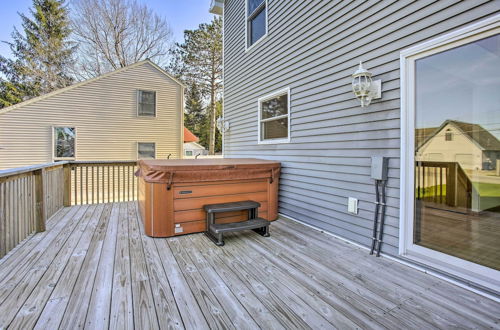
[417,120,500,170]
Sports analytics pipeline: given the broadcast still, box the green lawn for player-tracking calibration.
[418,185,446,198]
[472,182,500,197]
[418,182,500,198]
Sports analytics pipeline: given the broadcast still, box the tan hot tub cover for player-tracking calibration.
[136,158,281,189]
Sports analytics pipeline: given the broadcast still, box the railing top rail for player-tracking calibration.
[70,160,138,165]
[0,160,140,179]
[0,161,69,178]
[417,161,458,167]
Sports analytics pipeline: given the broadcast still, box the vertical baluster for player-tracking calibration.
[30,175,34,233]
[85,166,88,205]
[0,182,5,258]
[439,166,443,204]
[133,165,136,200]
[6,180,10,253]
[107,166,110,203]
[97,165,100,204]
[112,166,115,203]
[73,166,76,206]
[79,166,83,205]
[118,165,121,202]
[423,165,426,201]
[127,165,130,201]
[417,163,421,199]
[21,177,25,241]
[91,165,94,204]
[14,178,19,247]
[433,167,437,203]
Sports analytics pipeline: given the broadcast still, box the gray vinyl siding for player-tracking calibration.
[223,0,500,255]
[0,62,183,170]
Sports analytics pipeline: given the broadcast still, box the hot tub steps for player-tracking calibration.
[204,200,270,246]
[204,200,261,213]
[210,218,270,234]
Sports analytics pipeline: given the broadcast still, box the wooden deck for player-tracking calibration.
[0,202,499,329]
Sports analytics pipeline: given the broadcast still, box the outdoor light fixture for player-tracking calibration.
[351,61,381,107]
[216,117,230,132]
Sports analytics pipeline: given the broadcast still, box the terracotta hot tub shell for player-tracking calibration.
[136,158,281,237]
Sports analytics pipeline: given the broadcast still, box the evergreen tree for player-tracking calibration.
[184,82,205,137]
[0,0,75,108]
[168,17,223,154]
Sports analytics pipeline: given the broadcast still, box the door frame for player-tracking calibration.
[399,14,500,293]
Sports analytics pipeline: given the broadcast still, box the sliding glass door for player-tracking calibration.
[401,17,500,293]
[414,33,500,270]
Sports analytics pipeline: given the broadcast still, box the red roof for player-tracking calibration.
[184,127,199,143]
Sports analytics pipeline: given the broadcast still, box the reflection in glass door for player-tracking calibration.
[414,33,500,271]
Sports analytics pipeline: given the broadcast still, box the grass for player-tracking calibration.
[472,182,500,197]
[418,183,500,198]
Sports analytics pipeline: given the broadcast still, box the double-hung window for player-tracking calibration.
[137,90,156,117]
[53,127,76,160]
[247,0,267,48]
[258,88,290,144]
[137,142,156,159]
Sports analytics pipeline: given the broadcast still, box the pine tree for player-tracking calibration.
[0,0,75,108]
[168,17,223,154]
[184,82,205,136]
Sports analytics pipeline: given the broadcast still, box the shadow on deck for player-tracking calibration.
[0,202,499,329]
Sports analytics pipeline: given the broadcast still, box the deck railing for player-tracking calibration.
[70,161,137,205]
[415,161,472,210]
[0,160,138,259]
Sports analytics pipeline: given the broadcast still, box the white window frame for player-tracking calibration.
[399,14,500,293]
[245,0,268,52]
[52,126,77,161]
[137,90,157,117]
[185,150,193,156]
[137,142,156,159]
[257,87,290,144]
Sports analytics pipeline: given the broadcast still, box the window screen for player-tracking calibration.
[247,0,266,47]
[138,90,156,116]
[138,142,156,159]
[54,127,76,159]
[259,91,289,142]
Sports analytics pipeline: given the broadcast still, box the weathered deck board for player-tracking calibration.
[0,201,498,330]
[109,203,134,330]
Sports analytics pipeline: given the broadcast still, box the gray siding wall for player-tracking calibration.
[0,62,183,170]
[223,0,500,255]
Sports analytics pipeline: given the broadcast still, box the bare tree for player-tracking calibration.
[71,0,172,78]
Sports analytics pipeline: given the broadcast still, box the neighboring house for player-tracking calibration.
[416,120,500,170]
[183,127,208,157]
[0,60,185,170]
[211,1,500,295]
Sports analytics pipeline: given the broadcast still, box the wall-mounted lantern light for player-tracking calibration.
[216,117,230,132]
[352,61,382,107]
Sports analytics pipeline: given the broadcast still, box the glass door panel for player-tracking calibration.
[414,33,500,270]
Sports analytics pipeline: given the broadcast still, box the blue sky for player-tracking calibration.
[0,0,215,59]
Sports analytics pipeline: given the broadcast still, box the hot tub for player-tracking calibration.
[136,158,281,237]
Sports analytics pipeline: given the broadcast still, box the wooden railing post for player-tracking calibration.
[34,169,46,232]
[63,163,72,206]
